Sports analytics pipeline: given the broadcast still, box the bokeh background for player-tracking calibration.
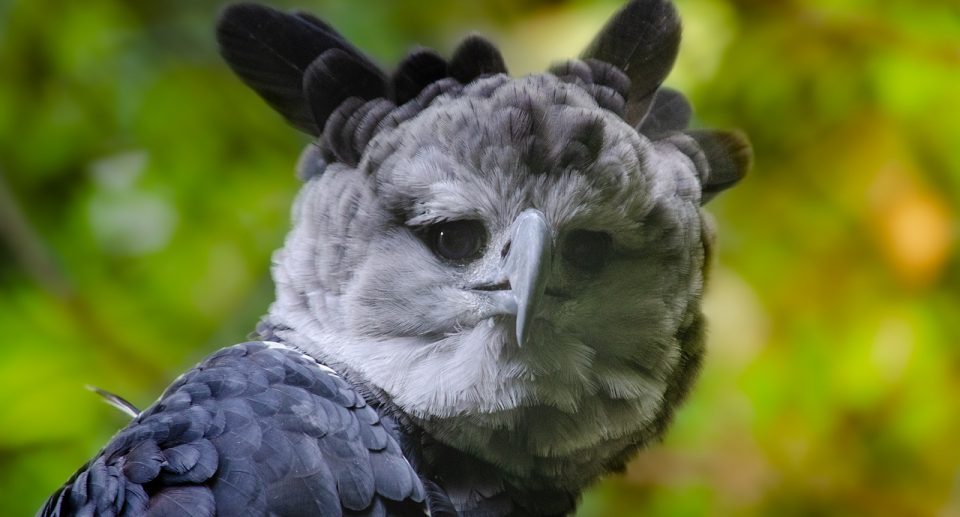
[1,0,958,514]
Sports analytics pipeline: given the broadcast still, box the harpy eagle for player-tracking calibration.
[40,0,751,515]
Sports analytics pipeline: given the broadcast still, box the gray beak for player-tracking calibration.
[472,209,552,347]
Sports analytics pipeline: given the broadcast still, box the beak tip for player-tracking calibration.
[515,310,533,348]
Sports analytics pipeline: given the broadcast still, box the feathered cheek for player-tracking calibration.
[344,238,478,337]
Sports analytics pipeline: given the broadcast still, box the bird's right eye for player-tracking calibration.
[426,220,487,262]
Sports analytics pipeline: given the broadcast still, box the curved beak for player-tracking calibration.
[471,209,552,347]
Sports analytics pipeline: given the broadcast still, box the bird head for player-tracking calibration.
[218,0,750,487]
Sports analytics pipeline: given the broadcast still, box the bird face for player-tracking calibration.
[268,75,712,482]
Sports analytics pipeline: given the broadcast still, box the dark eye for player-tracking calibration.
[562,230,612,272]
[428,220,487,261]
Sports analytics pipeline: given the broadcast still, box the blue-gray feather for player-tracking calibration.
[39,342,427,517]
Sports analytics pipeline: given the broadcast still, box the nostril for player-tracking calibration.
[501,241,511,259]
[473,280,511,292]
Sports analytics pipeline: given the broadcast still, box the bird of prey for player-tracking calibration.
[40,0,750,515]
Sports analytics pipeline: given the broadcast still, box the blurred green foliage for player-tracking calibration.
[1,0,958,515]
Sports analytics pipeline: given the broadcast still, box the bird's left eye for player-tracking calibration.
[428,220,487,262]
[562,230,613,272]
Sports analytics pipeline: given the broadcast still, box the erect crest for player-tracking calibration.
[216,0,750,202]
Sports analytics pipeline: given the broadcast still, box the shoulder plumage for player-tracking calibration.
[40,342,427,517]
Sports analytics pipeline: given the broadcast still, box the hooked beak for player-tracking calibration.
[471,209,552,347]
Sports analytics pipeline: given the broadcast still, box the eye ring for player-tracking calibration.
[562,230,612,272]
[427,220,487,262]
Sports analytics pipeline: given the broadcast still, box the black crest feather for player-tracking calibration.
[550,59,630,117]
[218,0,748,205]
[639,87,693,136]
[323,98,396,166]
[665,129,751,204]
[687,129,752,203]
[583,59,631,99]
[549,60,595,85]
[580,0,682,126]
[392,49,449,105]
[302,48,389,132]
[216,3,383,135]
[449,35,509,83]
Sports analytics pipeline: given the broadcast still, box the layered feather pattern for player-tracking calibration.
[40,342,429,517]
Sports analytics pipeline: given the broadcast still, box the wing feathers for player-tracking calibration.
[146,486,215,517]
[40,342,428,516]
[122,440,163,484]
